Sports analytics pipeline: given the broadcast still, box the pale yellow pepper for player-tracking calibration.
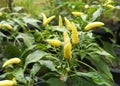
[3,58,21,67]
[84,22,104,31]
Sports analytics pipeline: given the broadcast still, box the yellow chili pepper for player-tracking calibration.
[43,16,55,26]
[41,13,47,21]
[84,22,104,31]
[2,23,12,30]
[0,12,3,16]
[64,43,72,59]
[46,39,61,47]
[72,12,83,16]
[0,78,17,86]
[106,0,113,4]
[104,4,115,9]
[59,15,63,27]
[71,22,79,44]
[0,24,2,29]
[0,80,15,86]
[41,13,55,26]
[63,31,70,44]
[64,17,72,30]
[2,58,21,67]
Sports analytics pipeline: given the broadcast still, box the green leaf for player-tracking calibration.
[13,6,23,12]
[39,60,57,71]
[25,50,47,69]
[0,73,10,79]
[53,26,66,32]
[91,7,103,21]
[47,78,67,86]
[12,68,27,84]
[103,27,114,36]
[5,43,21,58]
[95,46,115,63]
[13,18,27,31]
[17,33,35,47]
[0,32,7,37]
[20,44,37,58]
[75,72,112,86]
[88,54,113,83]
[101,40,116,57]
[70,76,96,86]
[23,17,40,29]
[45,55,60,61]
[30,62,41,77]
[96,49,115,60]
[81,14,88,22]
[116,6,120,9]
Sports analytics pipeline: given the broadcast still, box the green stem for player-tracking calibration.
[77,60,96,72]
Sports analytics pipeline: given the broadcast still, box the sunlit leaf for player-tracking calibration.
[116,6,120,9]
[88,54,113,82]
[25,50,47,69]
[76,72,112,86]
[53,26,66,32]
[30,62,41,77]
[12,68,27,84]
[39,60,57,71]
[13,6,23,12]
[0,32,7,37]
[16,33,35,47]
[91,7,103,21]
[23,17,41,29]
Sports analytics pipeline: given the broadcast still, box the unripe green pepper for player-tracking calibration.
[66,67,70,72]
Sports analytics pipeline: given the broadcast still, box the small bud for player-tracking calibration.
[85,5,89,9]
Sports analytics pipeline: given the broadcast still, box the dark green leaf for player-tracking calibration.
[47,78,67,86]
[101,40,116,57]
[5,43,21,58]
[70,76,96,86]
[103,27,114,36]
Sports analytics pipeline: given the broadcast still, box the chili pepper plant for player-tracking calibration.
[0,0,120,86]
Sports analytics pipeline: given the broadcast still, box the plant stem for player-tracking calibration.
[77,60,96,72]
